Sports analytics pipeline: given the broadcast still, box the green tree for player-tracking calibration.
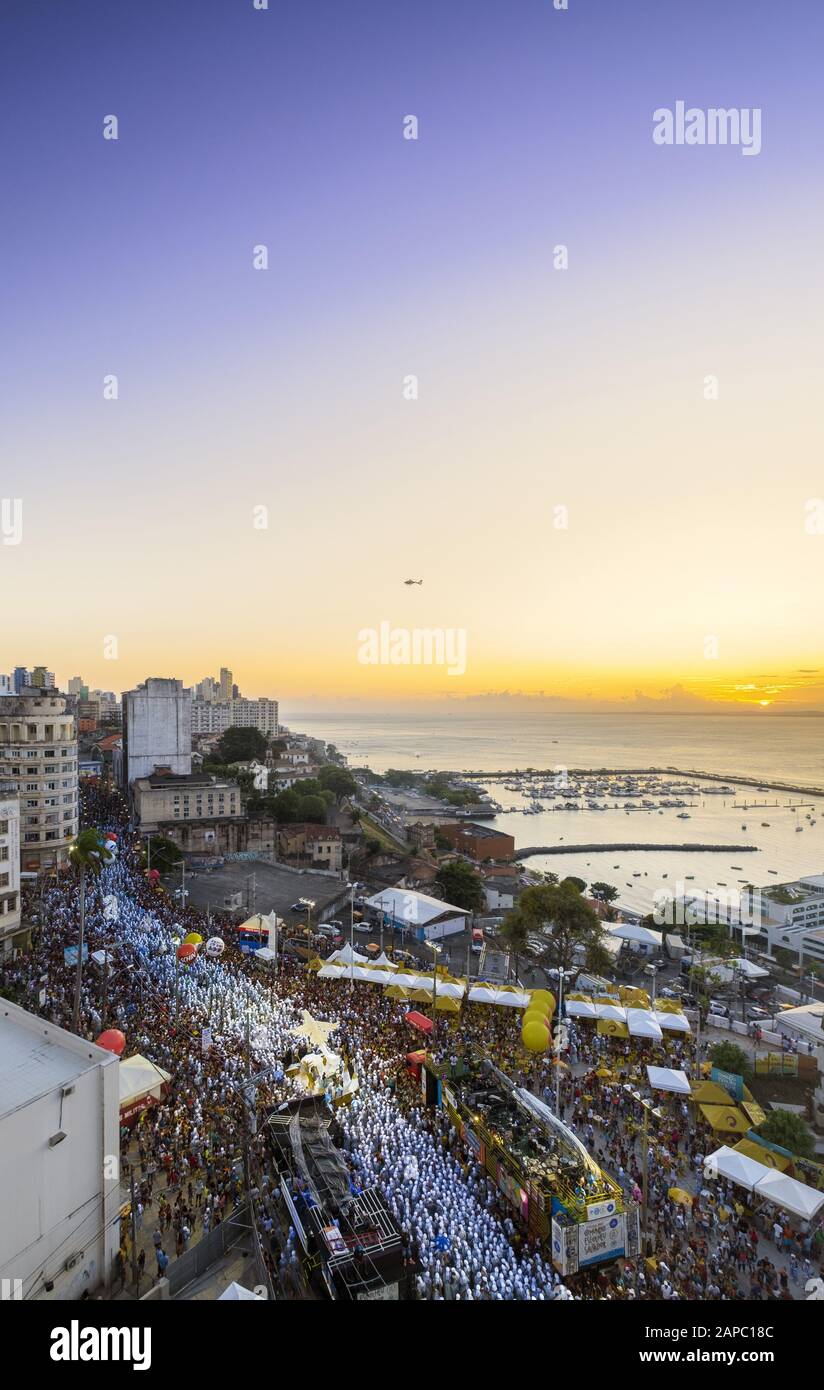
[708,1041,751,1079]
[499,908,531,985]
[318,766,357,803]
[584,937,615,978]
[215,726,267,764]
[561,876,587,895]
[295,794,327,824]
[69,829,114,1034]
[516,881,602,975]
[590,881,618,904]
[143,835,183,875]
[757,1109,815,1160]
[434,860,486,914]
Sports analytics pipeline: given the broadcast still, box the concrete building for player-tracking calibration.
[0,781,23,954]
[438,821,515,863]
[132,772,242,832]
[12,667,29,693]
[67,677,86,697]
[191,696,279,738]
[30,666,55,689]
[121,678,192,788]
[0,1001,121,1300]
[483,876,521,913]
[0,694,79,873]
[277,823,342,872]
[737,875,824,967]
[0,674,12,697]
[220,667,233,702]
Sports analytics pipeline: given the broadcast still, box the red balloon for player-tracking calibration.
[176,944,197,963]
[96,1029,126,1055]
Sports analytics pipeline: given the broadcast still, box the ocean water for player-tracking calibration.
[288,711,823,786]
[288,711,824,913]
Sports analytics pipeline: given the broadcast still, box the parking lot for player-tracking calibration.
[172,859,352,926]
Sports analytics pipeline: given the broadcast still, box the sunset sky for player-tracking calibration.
[2,0,823,712]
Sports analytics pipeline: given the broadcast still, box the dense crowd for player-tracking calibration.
[2,786,821,1301]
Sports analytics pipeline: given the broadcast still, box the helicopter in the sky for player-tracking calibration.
[403,579,423,586]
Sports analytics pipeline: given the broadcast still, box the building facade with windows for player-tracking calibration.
[190,696,279,738]
[0,781,23,954]
[0,696,79,873]
[132,772,242,833]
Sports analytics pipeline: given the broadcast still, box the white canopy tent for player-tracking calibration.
[646,1066,693,1095]
[626,1009,664,1040]
[609,922,663,948]
[119,1054,171,1109]
[752,1169,824,1220]
[565,999,599,1018]
[656,1010,691,1034]
[218,1281,265,1301]
[595,1003,628,1023]
[327,943,368,966]
[372,952,397,970]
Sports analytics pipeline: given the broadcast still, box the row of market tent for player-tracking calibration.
[565,987,691,1039]
[310,943,531,1009]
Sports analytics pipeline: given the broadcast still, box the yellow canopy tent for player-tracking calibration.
[567,993,594,1004]
[597,1019,629,1038]
[384,983,411,1000]
[741,1100,768,1128]
[733,1138,792,1171]
[699,1104,750,1135]
[408,988,435,1004]
[619,987,650,1008]
[690,1080,733,1105]
[435,995,461,1013]
[654,998,684,1014]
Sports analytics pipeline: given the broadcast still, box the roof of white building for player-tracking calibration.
[364,887,469,925]
[774,1002,824,1044]
[0,1002,116,1120]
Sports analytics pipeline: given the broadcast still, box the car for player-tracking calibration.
[393,949,415,964]
[746,1005,771,1021]
[707,1000,730,1019]
[353,922,370,933]
[324,920,343,931]
[290,902,310,914]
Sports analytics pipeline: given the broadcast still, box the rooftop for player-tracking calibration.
[0,1001,116,1120]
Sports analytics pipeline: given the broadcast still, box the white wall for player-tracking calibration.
[0,1053,120,1299]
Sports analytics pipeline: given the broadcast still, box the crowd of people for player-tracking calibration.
[2,785,821,1301]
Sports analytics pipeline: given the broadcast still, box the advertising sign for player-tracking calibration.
[585,1198,618,1222]
[578,1213,625,1267]
[711,1065,744,1100]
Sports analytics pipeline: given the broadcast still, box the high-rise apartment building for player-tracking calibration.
[0,780,23,954]
[0,695,79,873]
[30,667,55,689]
[120,678,192,787]
[219,667,233,702]
[190,696,278,738]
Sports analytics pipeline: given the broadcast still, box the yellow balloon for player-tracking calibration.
[531,990,556,1011]
[522,1020,550,1053]
[184,932,203,946]
[523,1009,548,1029]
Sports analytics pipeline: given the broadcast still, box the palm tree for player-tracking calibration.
[70,829,114,1034]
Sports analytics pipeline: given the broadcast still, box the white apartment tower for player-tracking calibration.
[0,781,23,954]
[0,696,79,874]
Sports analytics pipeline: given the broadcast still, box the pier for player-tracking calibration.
[515,842,759,859]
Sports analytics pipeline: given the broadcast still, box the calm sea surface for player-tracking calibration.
[287,711,824,913]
